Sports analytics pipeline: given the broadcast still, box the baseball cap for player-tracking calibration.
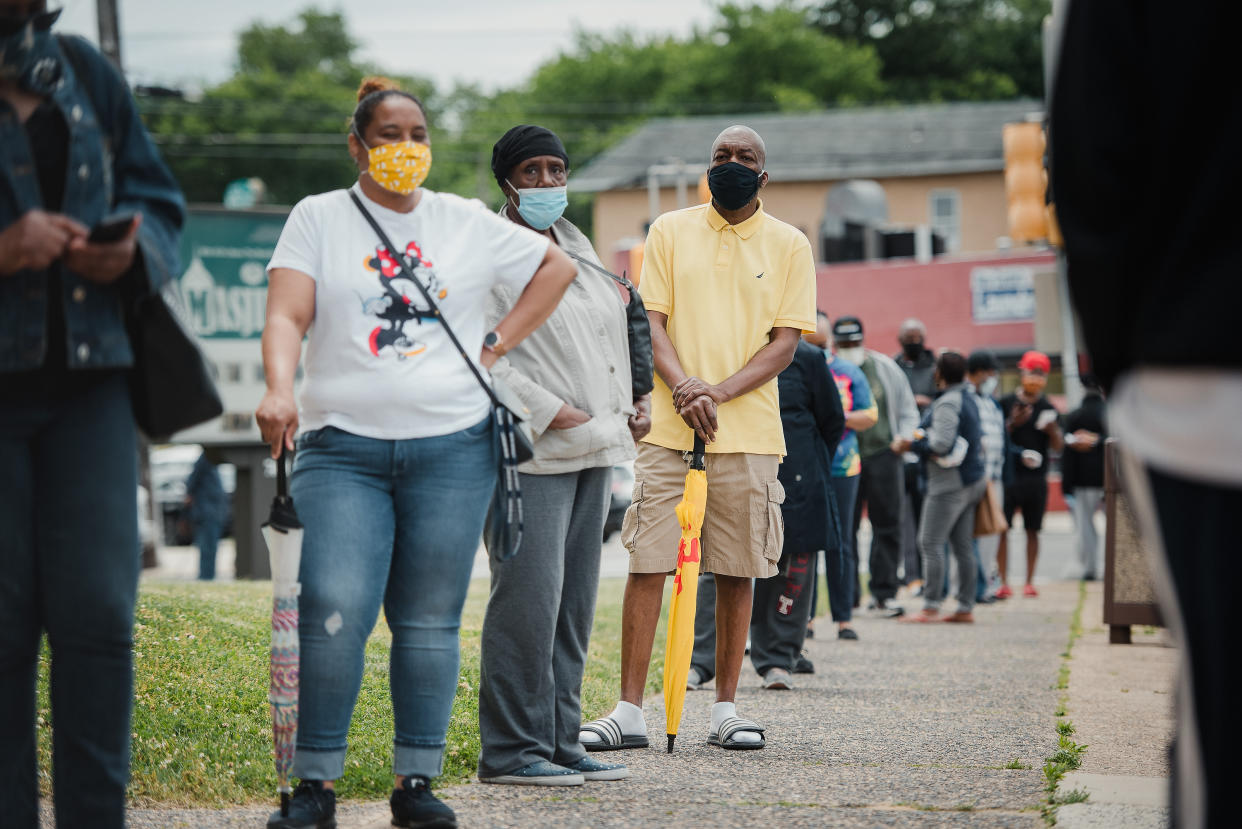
[967,349,1000,373]
[1017,350,1051,373]
[832,316,864,343]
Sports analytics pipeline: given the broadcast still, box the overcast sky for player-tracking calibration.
[55,0,773,92]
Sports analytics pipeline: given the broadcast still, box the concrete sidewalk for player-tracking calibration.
[115,583,1081,828]
[1056,583,1175,829]
[107,516,1175,828]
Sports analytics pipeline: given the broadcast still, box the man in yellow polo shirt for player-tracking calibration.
[579,125,816,752]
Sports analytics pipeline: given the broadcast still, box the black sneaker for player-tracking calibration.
[391,776,457,829]
[837,627,860,641]
[267,780,336,829]
[792,653,815,674]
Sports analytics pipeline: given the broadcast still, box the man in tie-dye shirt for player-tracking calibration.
[806,311,877,641]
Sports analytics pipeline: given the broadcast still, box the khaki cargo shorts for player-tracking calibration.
[622,442,785,579]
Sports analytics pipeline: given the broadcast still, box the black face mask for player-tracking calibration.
[0,8,58,38]
[707,161,761,211]
[901,340,924,360]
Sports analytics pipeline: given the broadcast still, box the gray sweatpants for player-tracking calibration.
[477,466,610,777]
[919,479,987,612]
[1069,487,1104,578]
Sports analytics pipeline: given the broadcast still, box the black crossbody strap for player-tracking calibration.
[348,190,500,407]
[564,250,636,292]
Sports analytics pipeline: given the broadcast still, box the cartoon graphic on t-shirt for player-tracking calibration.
[359,240,446,359]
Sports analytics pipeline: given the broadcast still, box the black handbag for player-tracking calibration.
[564,251,654,399]
[127,287,224,440]
[349,191,532,560]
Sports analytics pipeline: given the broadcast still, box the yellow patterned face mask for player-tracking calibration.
[354,129,431,195]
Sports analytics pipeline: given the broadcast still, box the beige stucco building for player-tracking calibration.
[574,101,1042,266]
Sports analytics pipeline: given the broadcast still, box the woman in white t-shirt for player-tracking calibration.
[254,77,575,829]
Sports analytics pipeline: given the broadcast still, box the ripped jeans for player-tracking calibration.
[289,420,496,781]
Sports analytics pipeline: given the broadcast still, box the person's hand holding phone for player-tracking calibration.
[0,210,88,276]
[1007,402,1033,431]
[64,212,142,285]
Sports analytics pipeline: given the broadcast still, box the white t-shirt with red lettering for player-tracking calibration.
[267,185,549,440]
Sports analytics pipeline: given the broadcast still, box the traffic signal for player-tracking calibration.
[1003,122,1049,243]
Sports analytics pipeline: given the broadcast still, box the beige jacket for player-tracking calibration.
[488,209,637,475]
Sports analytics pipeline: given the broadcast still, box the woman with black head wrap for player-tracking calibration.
[477,125,651,786]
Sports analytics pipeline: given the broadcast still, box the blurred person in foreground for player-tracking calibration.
[832,316,920,617]
[1059,376,1106,581]
[185,451,228,581]
[256,78,574,829]
[0,3,185,826]
[580,125,816,751]
[687,329,845,690]
[1051,4,1242,822]
[476,125,645,787]
[996,350,1062,599]
[966,350,1006,602]
[893,351,986,623]
[894,318,936,588]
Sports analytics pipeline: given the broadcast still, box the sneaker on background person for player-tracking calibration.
[391,775,458,828]
[266,779,336,829]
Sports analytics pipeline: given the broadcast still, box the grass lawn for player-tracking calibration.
[35,576,672,807]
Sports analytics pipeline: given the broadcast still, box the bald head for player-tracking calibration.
[710,125,766,169]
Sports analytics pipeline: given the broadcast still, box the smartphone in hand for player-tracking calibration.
[88,213,137,244]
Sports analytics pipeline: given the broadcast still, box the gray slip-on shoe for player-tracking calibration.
[563,755,630,781]
[479,760,585,787]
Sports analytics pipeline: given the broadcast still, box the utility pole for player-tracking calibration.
[645,161,691,225]
[97,0,123,72]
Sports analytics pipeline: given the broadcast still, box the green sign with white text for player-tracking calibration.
[176,208,289,339]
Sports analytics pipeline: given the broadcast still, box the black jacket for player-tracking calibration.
[1050,1,1242,391]
[777,341,846,554]
[1060,393,1108,493]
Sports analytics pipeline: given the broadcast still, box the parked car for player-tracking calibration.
[603,462,634,541]
[149,445,235,545]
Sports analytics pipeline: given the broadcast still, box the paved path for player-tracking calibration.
[78,513,1179,829]
[1057,582,1175,829]
[383,582,1077,829]
[111,583,1080,828]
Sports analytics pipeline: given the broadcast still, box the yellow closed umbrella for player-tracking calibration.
[663,437,707,752]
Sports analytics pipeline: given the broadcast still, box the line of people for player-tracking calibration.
[0,17,1114,824]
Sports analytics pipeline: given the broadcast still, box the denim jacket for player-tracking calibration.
[0,35,184,372]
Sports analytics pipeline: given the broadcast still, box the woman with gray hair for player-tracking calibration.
[477,125,651,786]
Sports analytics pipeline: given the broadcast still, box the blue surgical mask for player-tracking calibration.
[507,181,568,231]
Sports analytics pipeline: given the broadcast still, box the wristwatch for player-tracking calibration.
[482,330,505,356]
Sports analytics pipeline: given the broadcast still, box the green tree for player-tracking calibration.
[141,9,444,206]
[457,3,883,193]
[814,0,1050,100]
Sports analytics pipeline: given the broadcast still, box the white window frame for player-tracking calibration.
[929,188,962,252]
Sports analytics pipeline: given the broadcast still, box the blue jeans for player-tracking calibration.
[974,539,988,602]
[290,420,496,781]
[825,475,860,622]
[194,516,223,580]
[0,374,139,829]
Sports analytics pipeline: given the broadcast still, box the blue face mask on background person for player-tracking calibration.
[0,7,63,94]
[507,181,568,231]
